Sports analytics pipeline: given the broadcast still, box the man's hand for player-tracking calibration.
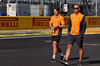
[51,25,59,30]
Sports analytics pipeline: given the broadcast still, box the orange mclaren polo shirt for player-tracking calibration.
[50,14,65,36]
[68,12,86,36]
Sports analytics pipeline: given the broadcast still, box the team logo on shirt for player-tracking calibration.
[57,20,60,22]
[78,18,80,20]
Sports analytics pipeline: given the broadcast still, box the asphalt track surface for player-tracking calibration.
[0,34,100,66]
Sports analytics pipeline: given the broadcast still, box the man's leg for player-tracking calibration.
[65,44,72,61]
[76,38,84,61]
[61,44,72,65]
[50,41,58,63]
[53,41,64,58]
[57,45,64,61]
[52,41,58,59]
[54,36,64,57]
[77,46,84,66]
[57,46,62,53]
[76,37,84,66]
[51,36,64,63]
[79,46,84,61]
[65,34,74,61]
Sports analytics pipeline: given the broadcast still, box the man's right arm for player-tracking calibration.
[49,18,52,28]
[50,18,56,30]
[50,24,53,29]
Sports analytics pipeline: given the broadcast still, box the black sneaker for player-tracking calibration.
[61,59,69,66]
[50,58,56,63]
[60,56,64,62]
[78,61,83,66]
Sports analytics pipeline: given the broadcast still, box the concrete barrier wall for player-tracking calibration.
[0,16,100,30]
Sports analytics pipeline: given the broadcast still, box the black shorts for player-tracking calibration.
[67,34,83,47]
[52,36,61,43]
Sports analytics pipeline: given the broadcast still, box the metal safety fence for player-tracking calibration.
[0,0,100,16]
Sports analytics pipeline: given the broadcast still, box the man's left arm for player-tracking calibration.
[59,17,65,28]
[80,16,86,36]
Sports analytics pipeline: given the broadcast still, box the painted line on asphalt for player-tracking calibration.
[0,31,99,38]
[0,34,100,40]
[0,30,99,40]
[45,40,100,46]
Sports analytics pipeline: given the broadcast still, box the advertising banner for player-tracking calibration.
[87,17,100,27]
[0,17,18,29]
[0,16,100,30]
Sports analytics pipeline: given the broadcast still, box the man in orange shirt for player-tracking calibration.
[63,5,86,66]
[49,7,65,63]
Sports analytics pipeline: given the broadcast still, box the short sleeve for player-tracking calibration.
[50,18,53,24]
[61,17,65,25]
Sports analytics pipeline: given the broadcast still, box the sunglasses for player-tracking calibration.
[73,8,79,9]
